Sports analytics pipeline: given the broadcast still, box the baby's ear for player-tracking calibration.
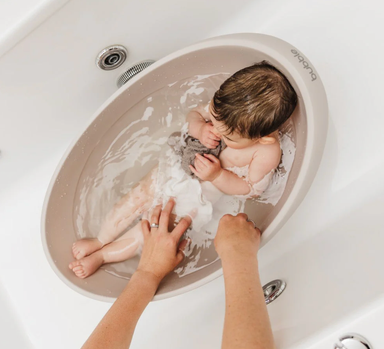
[258,136,276,145]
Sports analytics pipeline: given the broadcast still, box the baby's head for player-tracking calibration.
[209,61,298,149]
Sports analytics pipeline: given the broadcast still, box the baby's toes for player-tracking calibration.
[72,246,79,258]
[69,260,81,270]
[75,270,86,278]
[72,266,83,273]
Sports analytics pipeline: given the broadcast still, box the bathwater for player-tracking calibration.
[73,73,296,279]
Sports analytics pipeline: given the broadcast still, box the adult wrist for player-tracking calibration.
[133,269,162,289]
[221,251,258,278]
[219,242,258,267]
[220,248,257,264]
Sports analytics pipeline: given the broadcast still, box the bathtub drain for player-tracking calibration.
[96,45,128,71]
[335,333,372,349]
[262,279,286,304]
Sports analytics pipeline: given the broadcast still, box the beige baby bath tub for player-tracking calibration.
[42,33,328,301]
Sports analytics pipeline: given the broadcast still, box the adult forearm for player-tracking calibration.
[212,169,251,195]
[221,255,275,349]
[82,271,159,349]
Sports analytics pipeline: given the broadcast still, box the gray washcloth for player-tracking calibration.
[180,136,226,176]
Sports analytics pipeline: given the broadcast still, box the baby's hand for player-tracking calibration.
[198,123,221,149]
[190,153,223,181]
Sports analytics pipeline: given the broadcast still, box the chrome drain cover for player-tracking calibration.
[96,45,128,71]
[335,333,372,349]
[262,279,286,304]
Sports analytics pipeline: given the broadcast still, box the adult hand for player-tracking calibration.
[214,213,261,261]
[198,122,221,149]
[82,199,191,349]
[137,198,192,284]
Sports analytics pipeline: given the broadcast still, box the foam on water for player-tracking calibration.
[73,72,296,279]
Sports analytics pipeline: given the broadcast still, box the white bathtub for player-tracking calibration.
[1,0,384,348]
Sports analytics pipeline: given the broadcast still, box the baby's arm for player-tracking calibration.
[191,144,281,196]
[186,106,221,149]
[190,153,251,195]
[216,145,280,196]
[212,169,254,195]
[247,144,281,185]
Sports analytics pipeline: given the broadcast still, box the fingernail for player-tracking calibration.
[186,208,198,219]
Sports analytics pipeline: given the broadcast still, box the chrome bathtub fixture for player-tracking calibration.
[334,333,372,349]
[262,279,286,304]
[117,60,155,87]
[96,45,128,71]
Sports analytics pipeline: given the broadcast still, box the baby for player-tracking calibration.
[69,61,298,278]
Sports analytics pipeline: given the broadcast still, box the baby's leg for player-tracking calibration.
[72,166,157,260]
[69,221,143,279]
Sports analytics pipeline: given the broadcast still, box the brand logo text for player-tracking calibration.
[291,49,317,82]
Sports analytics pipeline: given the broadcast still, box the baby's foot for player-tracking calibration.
[72,238,103,260]
[68,252,104,279]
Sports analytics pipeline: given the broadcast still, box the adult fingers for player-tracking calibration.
[142,210,149,222]
[178,238,190,251]
[236,213,249,221]
[150,204,162,230]
[159,198,175,231]
[203,153,220,163]
[172,216,192,241]
[175,238,191,264]
[141,217,151,238]
[235,213,259,231]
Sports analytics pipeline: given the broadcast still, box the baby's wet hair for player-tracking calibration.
[212,61,298,139]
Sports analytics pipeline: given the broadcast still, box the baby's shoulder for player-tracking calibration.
[253,140,281,162]
[248,140,281,183]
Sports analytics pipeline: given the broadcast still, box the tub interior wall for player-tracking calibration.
[45,45,307,298]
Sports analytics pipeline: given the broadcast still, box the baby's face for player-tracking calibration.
[208,102,257,150]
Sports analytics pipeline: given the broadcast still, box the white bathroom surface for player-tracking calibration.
[0,0,69,57]
[1,0,384,348]
[0,0,47,37]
